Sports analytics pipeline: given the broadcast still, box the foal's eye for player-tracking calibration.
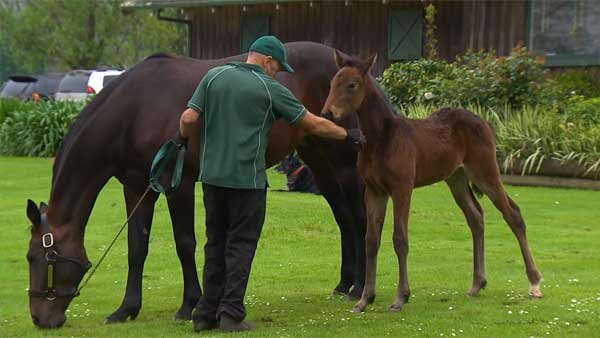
[348,82,358,91]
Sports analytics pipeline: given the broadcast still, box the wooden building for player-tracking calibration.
[122,0,600,75]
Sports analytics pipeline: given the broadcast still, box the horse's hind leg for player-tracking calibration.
[465,160,543,298]
[446,168,487,296]
[354,186,388,313]
[166,177,202,320]
[106,185,159,324]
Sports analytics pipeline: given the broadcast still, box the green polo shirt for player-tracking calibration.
[187,61,306,189]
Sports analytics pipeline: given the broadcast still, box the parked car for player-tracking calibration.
[55,70,92,102]
[0,73,65,101]
[55,69,124,101]
[88,69,124,94]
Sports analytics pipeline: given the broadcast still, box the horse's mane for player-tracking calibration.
[145,52,176,59]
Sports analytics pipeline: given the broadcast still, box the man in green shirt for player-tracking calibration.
[176,36,364,332]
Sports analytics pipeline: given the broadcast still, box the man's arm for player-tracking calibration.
[179,107,201,139]
[296,110,347,140]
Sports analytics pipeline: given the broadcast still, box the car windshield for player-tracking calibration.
[58,73,89,93]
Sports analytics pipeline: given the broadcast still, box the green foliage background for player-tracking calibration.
[0,0,186,80]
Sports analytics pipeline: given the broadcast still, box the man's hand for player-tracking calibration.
[345,128,366,150]
[172,130,188,148]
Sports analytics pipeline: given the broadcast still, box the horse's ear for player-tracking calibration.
[39,201,48,212]
[334,49,345,69]
[362,54,378,75]
[26,199,41,226]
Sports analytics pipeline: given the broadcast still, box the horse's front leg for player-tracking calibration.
[166,177,202,320]
[389,185,413,312]
[106,185,159,323]
[353,186,388,313]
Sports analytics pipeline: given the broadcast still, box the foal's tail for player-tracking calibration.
[470,183,484,199]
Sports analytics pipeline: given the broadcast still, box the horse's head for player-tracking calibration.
[322,50,377,121]
[26,199,91,329]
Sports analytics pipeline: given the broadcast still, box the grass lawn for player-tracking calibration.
[0,156,599,337]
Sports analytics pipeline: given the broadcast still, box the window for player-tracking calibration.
[240,16,270,53]
[528,0,600,66]
[388,9,422,61]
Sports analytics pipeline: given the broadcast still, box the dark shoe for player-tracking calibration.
[219,314,255,332]
[193,319,218,332]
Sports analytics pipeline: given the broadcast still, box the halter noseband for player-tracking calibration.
[28,216,92,301]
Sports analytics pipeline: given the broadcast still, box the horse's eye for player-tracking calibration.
[348,82,358,91]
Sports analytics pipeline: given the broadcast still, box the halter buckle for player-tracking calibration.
[42,233,54,248]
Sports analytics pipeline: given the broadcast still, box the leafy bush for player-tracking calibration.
[0,98,36,124]
[0,100,82,157]
[379,45,547,109]
[401,104,600,176]
[551,71,600,100]
[564,97,600,127]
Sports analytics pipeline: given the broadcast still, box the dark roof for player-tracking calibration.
[121,0,304,9]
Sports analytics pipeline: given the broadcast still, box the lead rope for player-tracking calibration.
[77,139,186,293]
[77,186,151,293]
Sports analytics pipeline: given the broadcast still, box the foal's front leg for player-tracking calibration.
[353,186,388,313]
[389,186,413,312]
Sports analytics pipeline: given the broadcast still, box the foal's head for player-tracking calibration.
[26,200,91,329]
[322,50,377,120]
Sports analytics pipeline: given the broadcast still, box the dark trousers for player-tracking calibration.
[194,183,266,322]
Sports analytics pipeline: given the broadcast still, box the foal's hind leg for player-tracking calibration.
[465,162,543,298]
[353,186,388,313]
[446,168,487,296]
[106,185,159,323]
[389,186,413,312]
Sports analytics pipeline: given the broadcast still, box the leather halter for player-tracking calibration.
[28,215,91,301]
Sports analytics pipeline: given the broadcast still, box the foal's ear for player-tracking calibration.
[26,199,41,226]
[39,201,48,213]
[362,54,378,74]
[333,49,346,69]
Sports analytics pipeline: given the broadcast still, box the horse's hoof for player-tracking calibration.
[173,310,192,321]
[105,306,139,324]
[346,286,363,301]
[332,289,348,297]
[333,283,352,296]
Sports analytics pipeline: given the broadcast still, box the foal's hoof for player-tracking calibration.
[467,280,487,297]
[352,304,366,313]
[529,284,543,299]
[389,302,405,312]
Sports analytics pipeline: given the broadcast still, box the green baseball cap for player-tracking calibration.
[249,35,294,73]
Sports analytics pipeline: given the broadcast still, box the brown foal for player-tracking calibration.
[323,51,543,313]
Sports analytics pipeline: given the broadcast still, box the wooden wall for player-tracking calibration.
[185,0,528,74]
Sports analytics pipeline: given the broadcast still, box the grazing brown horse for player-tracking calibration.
[322,51,543,313]
[25,42,367,329]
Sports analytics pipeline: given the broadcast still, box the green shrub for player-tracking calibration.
[0,100,82,157]
[563,96,600,127]
[401,104,600,176]
[0,98,36,124]
[379,45,547,109]
[551,70,600,99]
